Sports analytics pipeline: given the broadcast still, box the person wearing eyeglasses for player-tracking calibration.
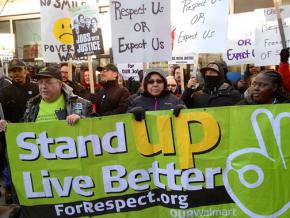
[128,69,185,121]
[24,66,92,123]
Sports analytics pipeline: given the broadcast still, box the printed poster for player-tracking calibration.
[39,0,95,62]
[70,5,104,57]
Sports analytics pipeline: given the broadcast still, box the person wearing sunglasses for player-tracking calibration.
[128,69,185,121]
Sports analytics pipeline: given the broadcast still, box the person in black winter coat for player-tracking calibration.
[0,59,39,206]
[128,69,185,121]
[181,62,241,108]
[91,64,130,116]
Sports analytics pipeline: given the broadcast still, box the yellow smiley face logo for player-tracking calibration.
[53,17,74,45]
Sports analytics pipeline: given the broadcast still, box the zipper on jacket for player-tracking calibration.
[154,97,158,110]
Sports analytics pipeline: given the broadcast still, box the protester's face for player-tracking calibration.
[60,66,69,82]
[100,69,117,81]
[9,67,27,85]
[167,77,177,93]
[249,64,261,75]
[205,70,219,77]
[147,74,164,97]
[84,70,90,84]
[38,78,62,102]
[251,73,276,104]
[168,65,174,74]
[174,68,181,83]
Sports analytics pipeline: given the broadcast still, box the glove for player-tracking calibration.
[280,48,289,62]
[173,104,185,117]
[130,107,145,121]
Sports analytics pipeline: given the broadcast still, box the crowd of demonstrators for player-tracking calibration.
[0,53,290,218]
[128,69,185,121]
[181,62,241,108]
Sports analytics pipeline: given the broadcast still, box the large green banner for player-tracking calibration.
[6,105,290,217]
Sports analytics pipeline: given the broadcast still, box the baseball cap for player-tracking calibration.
[33,66,62,80]
[8,59,26,70]
[97,63,119,73]
[200,62,224,76]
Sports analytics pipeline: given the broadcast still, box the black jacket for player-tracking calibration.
[92,80,130,116]
[182,84,241,108]
[128,90,185,111]
[0,80,39,122]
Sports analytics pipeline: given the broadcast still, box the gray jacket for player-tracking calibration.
[24,84,92,122]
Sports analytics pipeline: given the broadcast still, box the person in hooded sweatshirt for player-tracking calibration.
[181,62,241,108]
[127,69,185,121]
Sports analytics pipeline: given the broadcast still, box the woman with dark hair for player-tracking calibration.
[238,70,289,105]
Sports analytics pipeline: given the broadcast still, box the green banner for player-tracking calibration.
[6,105,290,218]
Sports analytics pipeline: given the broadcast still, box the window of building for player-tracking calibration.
[14,19,41,60]
[0,21,10,33]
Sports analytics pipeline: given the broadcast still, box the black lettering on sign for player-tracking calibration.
[152,2,164,15]
[40,0,86,9]
[112,1,146,20]
[151,38,164,50]
[118,37,147,53]
[182,0,206,13]
[134,22,150,32]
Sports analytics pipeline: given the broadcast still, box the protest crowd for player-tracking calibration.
[1,0,290,217]
[0,48,289,217]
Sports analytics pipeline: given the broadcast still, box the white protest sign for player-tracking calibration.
[255,6,290,66]
[40,0,94,63]
[171,0,229,55]
[117,63,143,81]
[110,0,171,64]
[224,12,255,66]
